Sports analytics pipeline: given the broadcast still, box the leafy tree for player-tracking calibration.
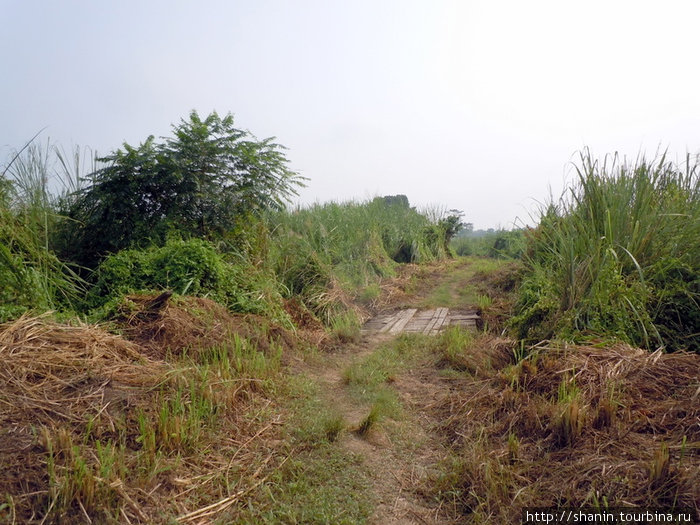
[440,209,464,242]
[59,111,305,267]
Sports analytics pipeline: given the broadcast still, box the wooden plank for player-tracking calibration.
[428,307,450,335]
[421,309,441,334]
[450,319,477,328]
[378,312,401,333]
[364,308,481,334]
[422,307,448,334]
[404,309,435,332]
[388,309,418,334]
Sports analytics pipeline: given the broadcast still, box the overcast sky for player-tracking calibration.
[2,0,699,229]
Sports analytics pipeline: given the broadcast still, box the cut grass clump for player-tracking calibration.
[435,328,515,378]
[329,311,362,344]
[512,150,700,351]
[117,294,297,362]
[355,389,402,437]
[0,313,297,523]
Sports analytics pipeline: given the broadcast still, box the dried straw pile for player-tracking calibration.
[435,340,700,521]
[0,314,165,428]
[0,314,167,521]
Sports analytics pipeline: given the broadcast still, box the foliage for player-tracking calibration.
[512,150,700,351]
[452,229,526,259]
[268,198,451,321]
[439,209,465,247]
[59,111,305,267]
[88,237,290,323]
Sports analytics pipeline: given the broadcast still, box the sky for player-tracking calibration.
[2,0,699,229]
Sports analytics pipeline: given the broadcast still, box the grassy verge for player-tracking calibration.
[0,297,375,523]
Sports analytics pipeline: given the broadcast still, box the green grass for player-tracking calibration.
[235,445,373,524]
[232,375,373,524]
[451,229,526,259]
[343,333,432,392]
[342,333,434,437]
[512,149,700,351]
[268,198,452,323]
[418,256,508,309]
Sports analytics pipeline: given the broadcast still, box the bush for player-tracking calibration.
[88,238,290,324]
[58,111,305,267]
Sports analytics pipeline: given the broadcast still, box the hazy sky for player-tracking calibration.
[2,0,699,228]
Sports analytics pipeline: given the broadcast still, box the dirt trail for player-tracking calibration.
[305,336,448,524]
[303,260,478,524]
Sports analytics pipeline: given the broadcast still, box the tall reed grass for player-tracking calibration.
[268,198,450,321]
[0,141,88,319]
[513,149,699,351]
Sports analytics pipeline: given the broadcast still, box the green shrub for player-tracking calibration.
[88,237,290,324]
[58,111,305,268]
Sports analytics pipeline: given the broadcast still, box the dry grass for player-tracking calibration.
[0,314,168,522]
[430,338,700,522]
[0,310,293,523]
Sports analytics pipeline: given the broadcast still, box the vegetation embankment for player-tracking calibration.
[424,150,700,522]
[0,111,461,523]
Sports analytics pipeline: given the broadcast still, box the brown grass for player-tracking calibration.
[117,294,298,360]
[0,314,168,522]
[0,308,293,523]
[431,339,700,522]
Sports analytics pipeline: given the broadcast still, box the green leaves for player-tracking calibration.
[62,111,305,267]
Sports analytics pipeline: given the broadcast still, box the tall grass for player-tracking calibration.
[513,149,699,351]
[0,141,87,319]
[268,198,450,322]
[451,229,526,259]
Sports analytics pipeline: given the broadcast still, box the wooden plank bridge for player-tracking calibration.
[361,308,480,336]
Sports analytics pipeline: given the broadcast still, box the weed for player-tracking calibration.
[330,311,361,343]
[649,442,670,486]
[437,325,475,370]
[476,293,492,310]
[356,404,381,436]
[507,432,520,462]
[552,374,583,447]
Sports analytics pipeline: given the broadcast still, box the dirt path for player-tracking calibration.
[305,334,448,524]
[302,260,482,524]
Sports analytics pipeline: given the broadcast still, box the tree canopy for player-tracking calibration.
[60,111,305,266]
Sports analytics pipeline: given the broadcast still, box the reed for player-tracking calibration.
[513,149,699,351]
